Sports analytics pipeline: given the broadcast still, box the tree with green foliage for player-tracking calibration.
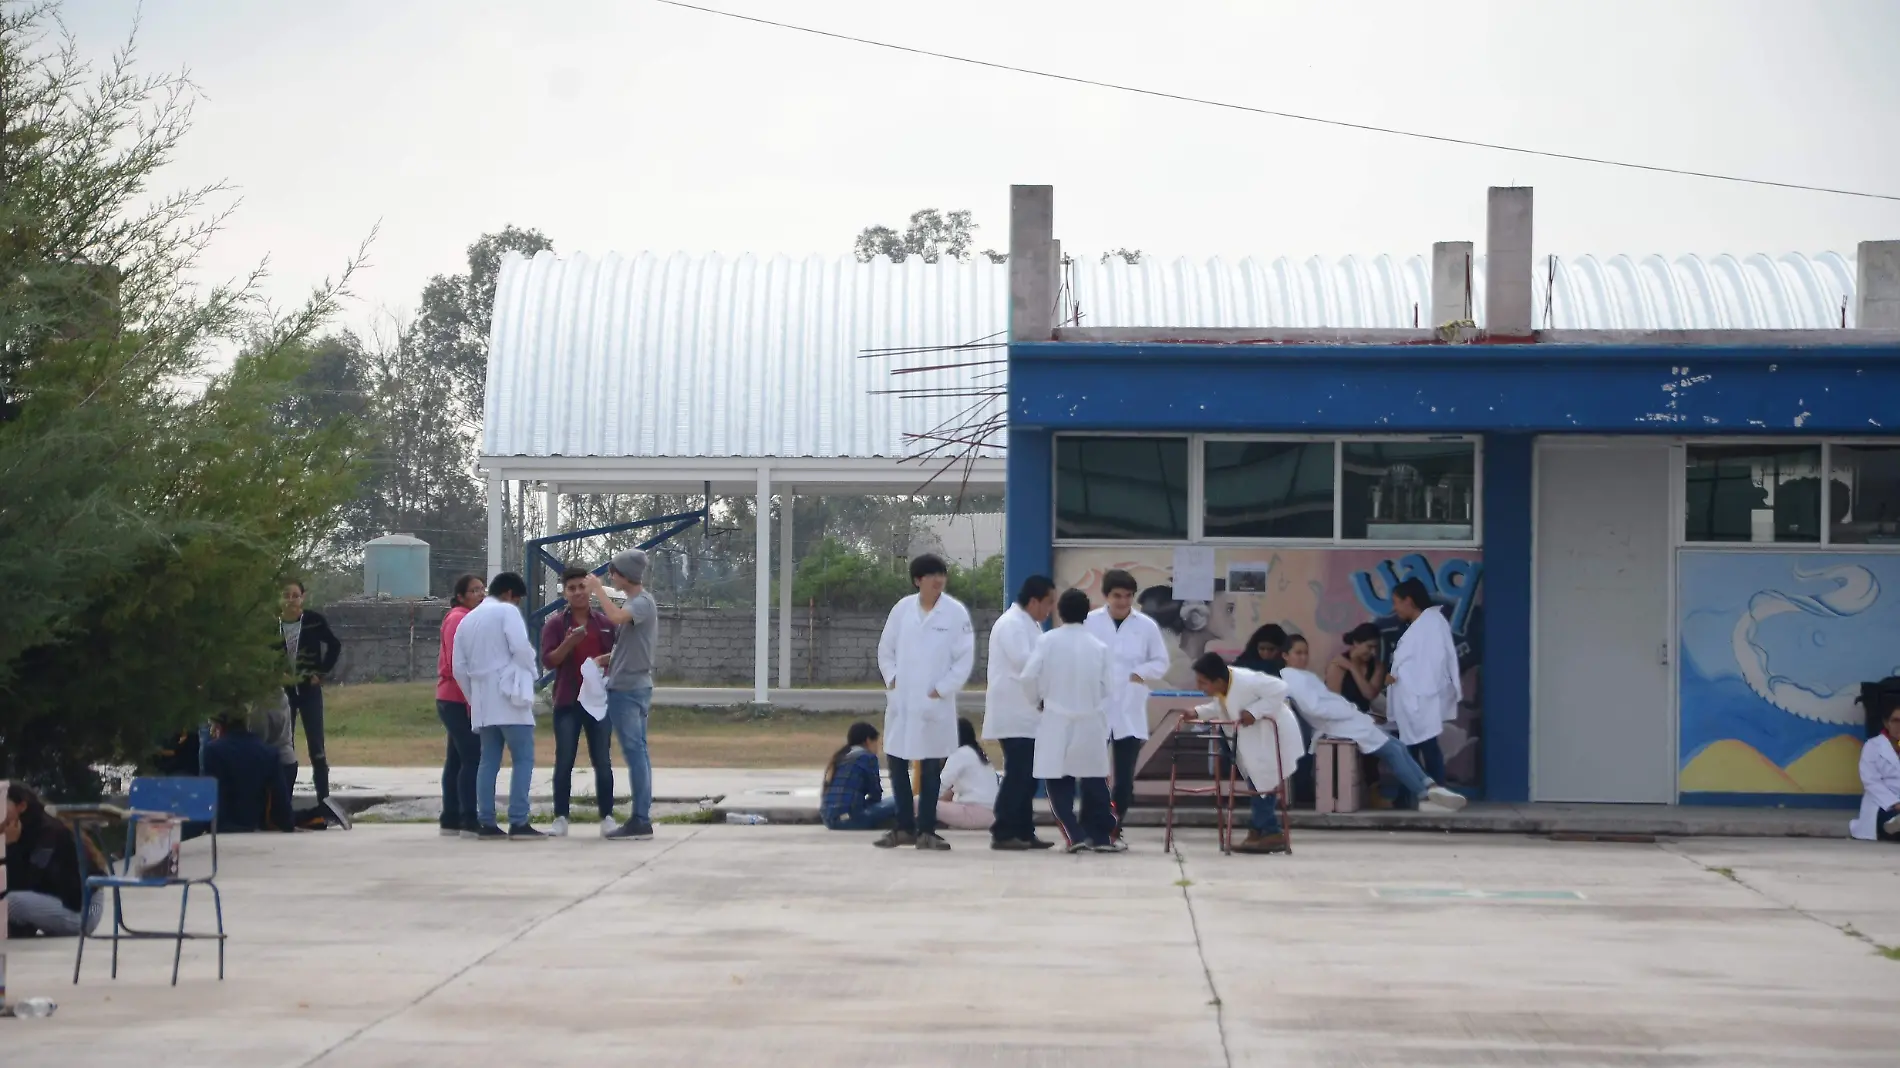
[0,3,367,793]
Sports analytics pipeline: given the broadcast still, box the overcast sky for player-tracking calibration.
[62,0,1900,337]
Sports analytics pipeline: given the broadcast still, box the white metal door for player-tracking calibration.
[1533,440,1674,803]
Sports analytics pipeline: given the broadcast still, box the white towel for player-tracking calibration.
[579,657,609,721]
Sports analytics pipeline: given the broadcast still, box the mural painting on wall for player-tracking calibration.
[1679,552,1900,797]
[1055,548,1484,787]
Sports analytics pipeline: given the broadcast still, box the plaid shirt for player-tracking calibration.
[821,747,883,822]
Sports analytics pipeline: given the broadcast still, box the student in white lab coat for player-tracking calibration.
[1085,569,1171,835]
[874,554,977,851]
[983,575,1059,850]
[1280,663,1466,812]
[1849,705,1900,842]
[1387,578,1462,791]
[1183,653,1306,855]
[451,572,545,841]
[1019,589,1123,853]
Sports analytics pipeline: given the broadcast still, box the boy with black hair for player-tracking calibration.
[203,711,296,833]
[874,553,976,851]
[454,571,543,841]
[1084,569,1171,837]
[983,574,1058,850]
[1018,588,1121,853]
[1183,653,1306,854]
[541,566,619,837]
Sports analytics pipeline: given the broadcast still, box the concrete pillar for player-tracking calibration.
[1009,185,1056,341]
[754,467,772,705]
[1857,240,1900,328]
[1485,187,1534,338]
[1003,428,1054,612]
[778,491,794,689]
[1431,241,1475,327]
[485,472,505,580]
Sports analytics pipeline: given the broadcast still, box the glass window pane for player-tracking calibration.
[1202,440,1335,539]
[1055,436,1189,540]
[1684,444,1822,543]
[1829,445,1900,545]
[1341,442,1476,541]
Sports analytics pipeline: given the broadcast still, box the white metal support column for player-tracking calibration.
[754,467,772,705]
[541,485,559,599]
[486,472,505,579]
[778,491,794,689]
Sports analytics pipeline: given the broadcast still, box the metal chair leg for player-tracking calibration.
[73,886,91,984]
[172,883,191,986]
[210,882,226,980]
[1164,764,1177,852]
[110,888,124,979]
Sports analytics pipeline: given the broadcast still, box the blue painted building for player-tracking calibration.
[1001,185,1900,808]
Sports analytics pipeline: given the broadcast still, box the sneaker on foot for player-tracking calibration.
[874,829,918,849]
[438,826,461,838]
[915,832,952,851]
[323,797,353,830]
[604,820,653,841]
[1026,837,1057,850]
[476,824,509,842]
[508,823,548,841]
[990,838,1031,851]
[1424,784,1468,811]
[1063,840,1091,854]
[459,827,481,840]
[1091,838,1128,853]
[549,816,569,838]
[1885,813,1900,837]
[600,816,620,838]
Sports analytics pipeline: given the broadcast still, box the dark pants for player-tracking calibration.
[436,700,480,831]
[1289,713,1316,805]
[888,754,945,835]
[552,703,615,819]
[1250,794,1283,835]
[1110,735,1144,829]
[1047,776,1116,847]
[1411,736,1447,786]
[992,737,1039,843]
[286,682,329,798]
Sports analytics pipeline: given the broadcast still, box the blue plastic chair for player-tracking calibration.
[74,776,226,987]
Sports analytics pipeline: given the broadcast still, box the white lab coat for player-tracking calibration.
[1388,606,1462,745]
[982,604,1043,741]
[1849,735,1900,841]
[1196,667,1304,793]
[1019,623,1118,779]
[452,598,537,729]
[1281,667,1391,755]
[877,593,976,761]
[1084,607,1170,741]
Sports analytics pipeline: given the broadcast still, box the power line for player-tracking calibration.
[650,0,1900,204]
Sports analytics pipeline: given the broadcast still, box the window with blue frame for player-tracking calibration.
[1055,436,1189,540]
[1203,440,1334,539]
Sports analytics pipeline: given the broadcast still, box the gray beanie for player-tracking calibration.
[610,548,648,585]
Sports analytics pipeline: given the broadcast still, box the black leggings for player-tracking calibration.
[286,683,328,798]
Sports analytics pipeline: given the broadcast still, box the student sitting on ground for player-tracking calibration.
[933,717,999,831]
[203,712,298,833]
[3,782,108,938]
[821,722,898,831]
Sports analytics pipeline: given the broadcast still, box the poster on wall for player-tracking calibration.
[1678,552,1900,798]
[1055,547,1485,787]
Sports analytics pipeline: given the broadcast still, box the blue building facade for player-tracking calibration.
[1005,339,1900,806]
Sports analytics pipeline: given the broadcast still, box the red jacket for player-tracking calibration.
[437,605,470,703]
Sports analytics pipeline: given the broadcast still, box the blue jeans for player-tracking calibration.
[1375,737,1434,806]
[552,703,615,819]
[1250,794,1282,835]
[437,700,480,831]
[478,724,535,828]
[825,796,898,831]
[607,687,654,824]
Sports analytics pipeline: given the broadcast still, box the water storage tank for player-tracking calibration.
[363,533,431,598]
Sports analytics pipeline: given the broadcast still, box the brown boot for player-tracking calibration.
[1232,832,1290,855]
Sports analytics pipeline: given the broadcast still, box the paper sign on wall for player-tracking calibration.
[1171,546,1217,602]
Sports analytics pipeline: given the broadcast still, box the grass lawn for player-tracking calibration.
[324,682,891,768]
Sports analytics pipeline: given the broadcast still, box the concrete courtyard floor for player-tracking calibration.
[5,827,1898,1067]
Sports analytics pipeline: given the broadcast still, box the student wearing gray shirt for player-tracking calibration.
[584,548,660,841]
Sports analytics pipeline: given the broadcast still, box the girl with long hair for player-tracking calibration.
[933,717,999,831]
[820,722,897,831]
[435,574,486,838]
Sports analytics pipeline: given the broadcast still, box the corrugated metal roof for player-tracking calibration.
[485,250,1860,460]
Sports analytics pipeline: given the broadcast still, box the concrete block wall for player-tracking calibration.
[323,599,1003,687]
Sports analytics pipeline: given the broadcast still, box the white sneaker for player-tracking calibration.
[1423,785,1468,811]
[600,816,620,838]
[549,816,569,838]
[1884,813,1899,837]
